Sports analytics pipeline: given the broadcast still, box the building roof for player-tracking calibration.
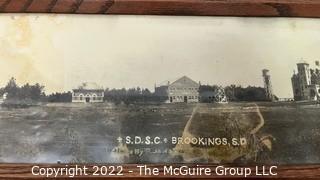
[297,62,309,66]
[76,82,104,90]
[170,76,199,87]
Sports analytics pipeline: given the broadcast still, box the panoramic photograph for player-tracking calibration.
[0,14,320,165]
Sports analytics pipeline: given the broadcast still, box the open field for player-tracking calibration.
[0,102,319,164]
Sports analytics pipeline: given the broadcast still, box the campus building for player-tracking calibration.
[155,76,200,103]
[291,61,320,101]
[72,82,104,103]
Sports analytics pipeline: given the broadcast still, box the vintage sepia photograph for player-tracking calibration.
[0,14,320,166]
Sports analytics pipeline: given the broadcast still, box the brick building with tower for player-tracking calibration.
[291,61,320,101]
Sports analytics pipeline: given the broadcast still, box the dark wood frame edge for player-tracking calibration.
[0,0,320,17]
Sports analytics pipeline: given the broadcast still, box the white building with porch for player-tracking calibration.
[72,82,104,103]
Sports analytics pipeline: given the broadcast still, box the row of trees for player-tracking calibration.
[199,84,271,102]
[47,92,72,102]
[0,77,271,104]
[225,85,270,101]
[104,88,166,104]
[0,78,45,104]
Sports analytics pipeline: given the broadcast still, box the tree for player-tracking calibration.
[47,92,72,102]
[30,83,45,101]
[104,87,160,103]
[142,88,152,96]
[1,77,46,104]
[4,77,19,99]
[224,85,268,101]
[20,83,31,99]
[199,85,219,93]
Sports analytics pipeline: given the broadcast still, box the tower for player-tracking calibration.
[297,62,311,86]
[262,69,274,101]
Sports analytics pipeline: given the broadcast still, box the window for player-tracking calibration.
[92,94,97,101]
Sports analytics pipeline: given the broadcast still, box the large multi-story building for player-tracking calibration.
[291,61,320,101]
[154,76,200,103]
[72,82,104,103]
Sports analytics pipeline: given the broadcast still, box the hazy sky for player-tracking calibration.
[0,14,320,98]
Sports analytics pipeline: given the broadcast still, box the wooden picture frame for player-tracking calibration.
[0,0,319,179]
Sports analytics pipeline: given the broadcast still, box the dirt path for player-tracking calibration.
[250,103,265,134]
[181,103,199,136]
